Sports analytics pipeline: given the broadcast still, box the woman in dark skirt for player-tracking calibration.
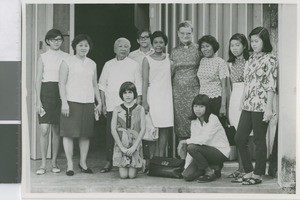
[59,34,102,176]
[35,29,69,175]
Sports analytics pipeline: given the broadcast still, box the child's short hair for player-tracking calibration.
[198,35,220,53]
[249,27,273,53]
[177,21,193,32]
[136,28,152,40]
[151,31,168,45]
[71,34,93,53]
[45,29,64,46]
[189,94,212,123]
[119,81,138,100]
[228,33,250,63]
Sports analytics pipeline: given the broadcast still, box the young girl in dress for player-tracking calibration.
[35,29,69,175]
[178,94,230,182]
[226,33,251,182]
[142,31,174,157]
[235,27,277,185]
[111,82,146,179]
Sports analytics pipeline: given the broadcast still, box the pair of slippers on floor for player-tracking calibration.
[36,166,61,175]
[228,171,262,185]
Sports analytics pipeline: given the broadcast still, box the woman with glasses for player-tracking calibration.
[35,29,70,175]
[170,21,202,150]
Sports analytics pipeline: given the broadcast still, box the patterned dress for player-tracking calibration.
[112,104,143,168]
[170,43,201,138]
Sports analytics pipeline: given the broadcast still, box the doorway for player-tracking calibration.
[74,4,149,152]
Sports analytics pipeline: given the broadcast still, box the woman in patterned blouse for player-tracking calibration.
[226,33,250,182]
[235,27,277,185]
[197,35,230,117]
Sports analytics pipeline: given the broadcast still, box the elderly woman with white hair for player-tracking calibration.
[98,37,142,173]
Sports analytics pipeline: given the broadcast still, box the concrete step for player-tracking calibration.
[31,158,283,194]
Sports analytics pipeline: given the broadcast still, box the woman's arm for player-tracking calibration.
[35,56,44,115]
[92,67,102,114]
[220,77,227,116]
[99,90,107,116]
[142,57,150,112]
[58,61,69,117]
[263,91,275,122]
[186,115,221,145]
[126,107,146,156]
[111,108,127,154]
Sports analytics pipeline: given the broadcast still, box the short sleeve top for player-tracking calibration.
[64,55,96,103]
[98,57,142,112]
[197,56,229,98]
[242,53,278,112]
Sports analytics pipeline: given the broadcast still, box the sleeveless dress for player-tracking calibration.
[146,55,174,128]
[228,59,246,129]
[113,104,143,168]
[170,43,201,138]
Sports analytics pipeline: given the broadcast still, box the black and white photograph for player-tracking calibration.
[21,1,298,199]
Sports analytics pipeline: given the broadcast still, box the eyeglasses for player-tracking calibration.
[139,35,150,40]
[49,38,63,43]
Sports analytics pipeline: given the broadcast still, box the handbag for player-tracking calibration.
[148,156,185,178]
[219,116,236,145]
[143,113,159,141]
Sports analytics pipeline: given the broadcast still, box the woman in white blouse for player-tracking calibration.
[178,94,230,182]
[59,34,102,176]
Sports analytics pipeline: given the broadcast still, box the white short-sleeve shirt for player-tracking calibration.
[98,57,142,112]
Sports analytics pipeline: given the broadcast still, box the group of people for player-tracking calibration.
[35,20,277,185]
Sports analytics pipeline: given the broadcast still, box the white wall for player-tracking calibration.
[278,4,297,188]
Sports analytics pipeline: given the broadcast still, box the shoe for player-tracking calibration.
[51,166,61,173]
[66,170,74,176]
[197,173,217,183]
[100,167,111,173]
[36,168,46,175]
[242,177,262,185]
[227,170,242,178]
[231,173,246,183]
[78,164,93,174]
[214,168,222,178]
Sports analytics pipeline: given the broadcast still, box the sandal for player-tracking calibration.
[197,173,217,183]
[231,173,246,183]
[100,167,111,173]
[51,166,61,173]
[227,170,242,178]
[36,168,46,175]
[242,177,262,185]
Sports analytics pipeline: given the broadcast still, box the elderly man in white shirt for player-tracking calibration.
[98,37,142,173]
[128,29,154,74]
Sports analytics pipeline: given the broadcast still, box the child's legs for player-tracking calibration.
[119,167,129,179]
[128,167,138,179]
[39,123,51,168]
[51,124,60,166]
[63,137,74,170]
[156,128,169,157]
[252,112,268,176]
[235,110,254,173]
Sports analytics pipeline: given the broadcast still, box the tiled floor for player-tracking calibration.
[30,149,283,194]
